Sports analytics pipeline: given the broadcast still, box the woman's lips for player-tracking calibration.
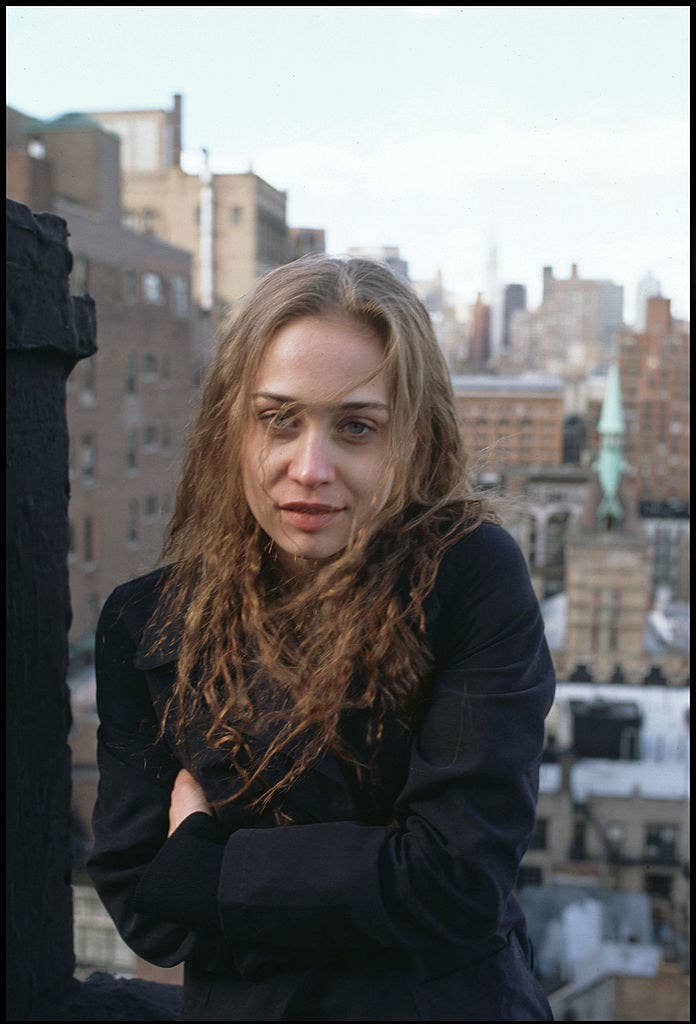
[279,503,344,532]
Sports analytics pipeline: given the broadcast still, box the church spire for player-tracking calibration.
[593,363,628,526]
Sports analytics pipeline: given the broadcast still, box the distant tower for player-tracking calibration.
[564,362,652,683]
[502,284,527,352]
[635,272,661,331]
[486,244,502,364]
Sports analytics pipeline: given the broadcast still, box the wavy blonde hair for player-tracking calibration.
[151,255,497,822]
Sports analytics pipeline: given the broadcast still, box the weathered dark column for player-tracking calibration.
[6,198,181,1020]
[6,198,96,1020]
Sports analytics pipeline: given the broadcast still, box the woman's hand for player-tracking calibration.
[168,768,213,837]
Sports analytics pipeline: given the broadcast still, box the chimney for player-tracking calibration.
[645,295,671,338]
[571,262,578,279]
[172,93,182,168]
[542,265,554,301]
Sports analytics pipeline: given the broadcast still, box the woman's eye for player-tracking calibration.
[261,411,297,430]
[339,420,373,439]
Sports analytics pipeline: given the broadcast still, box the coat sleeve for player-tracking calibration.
[85,586,226,969]
[131,526,556,962]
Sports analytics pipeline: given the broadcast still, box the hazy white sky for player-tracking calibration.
[6,6,690,319]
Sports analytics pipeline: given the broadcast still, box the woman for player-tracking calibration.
[87,256,555,1021]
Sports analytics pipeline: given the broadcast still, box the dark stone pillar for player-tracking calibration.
[6,197,96,1020]
[6,199,181,1020]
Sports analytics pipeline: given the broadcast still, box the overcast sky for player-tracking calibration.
[7,6,690,319]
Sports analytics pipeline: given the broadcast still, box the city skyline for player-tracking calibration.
[6,6,690,319]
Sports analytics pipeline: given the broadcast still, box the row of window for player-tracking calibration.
[125,351,172,393]
[69,499,172,560]
[71,427,173,485]
[124,205,246,232]
[528,818,679,856]
[69,350,173,401]
[516,865,677,898]
[71,255,189,319]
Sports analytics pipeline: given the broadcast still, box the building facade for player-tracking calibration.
[505,263,624,414]
[89,95,291,322]
[616,296,690,504]
[289,226,326,259]
[6,106,199,650]
[520,683,690,953]
[452,374,565,476]
[466,292,491,368]
[502,283,527,353]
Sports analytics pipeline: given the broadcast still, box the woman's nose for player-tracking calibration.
[287,431,336,488]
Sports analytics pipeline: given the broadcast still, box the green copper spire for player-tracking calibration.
[593,363,628,525]
[597,362,625,436]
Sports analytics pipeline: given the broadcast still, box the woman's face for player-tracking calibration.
[242,313,392,573]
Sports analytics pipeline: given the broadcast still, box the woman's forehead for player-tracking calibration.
[253,314,389,405]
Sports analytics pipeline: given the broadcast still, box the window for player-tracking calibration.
[71,255,90,296]
[125,354,137,394]
[606,822,626,861]
[142,209,157,235]
[81,357,96,400]
[27,138,46,159]
[143,425,158,450]
[83,516,94,565]
[141,352,158,378]
[126,429,138,471]
[529,818,547,850]
[127,500,139,545]
[645,824,678,863]
[170,277,189,319]
[142,272,163,304]
[80,435,96,486]
[144,494,158,518]
[608,588,621,652]
[123,269,138,305]
[645,873,673,899]
[231,205,243,224]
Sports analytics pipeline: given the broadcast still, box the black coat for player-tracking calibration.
[86,524,555,1021]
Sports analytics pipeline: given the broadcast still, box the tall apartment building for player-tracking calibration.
[502,283,527,353]
[616,296,690,504]
[452,374,565,475]
[6,106,199,650]
[466,292,491,368]
[506,263,624,414]
[88,95,291,323]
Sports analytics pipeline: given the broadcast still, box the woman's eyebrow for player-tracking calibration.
[252,392,389,412]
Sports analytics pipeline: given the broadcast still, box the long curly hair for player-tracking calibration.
[150,255,498,822]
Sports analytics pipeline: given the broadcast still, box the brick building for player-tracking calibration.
[616,296,690,504]
[6,106,200,649]
[452,373,565,474]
